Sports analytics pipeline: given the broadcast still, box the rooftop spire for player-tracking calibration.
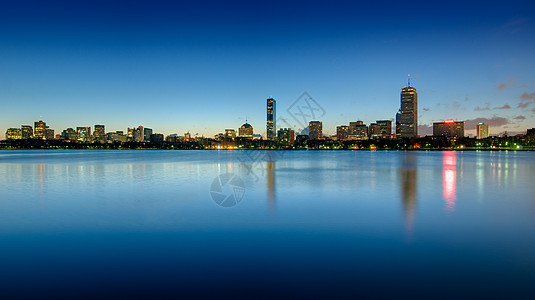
[408,74,411,87]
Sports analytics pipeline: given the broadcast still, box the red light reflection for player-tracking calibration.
[443,151,457,213]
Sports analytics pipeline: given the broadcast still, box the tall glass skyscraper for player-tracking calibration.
[399,81,418,138]
[267,97,276,140]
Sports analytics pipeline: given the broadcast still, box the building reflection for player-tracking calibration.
[442,151,457,213]
[267,160,275,211]
[399,153,417,238]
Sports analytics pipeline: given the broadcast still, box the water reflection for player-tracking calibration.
[442,151,457,213]
[267,160,275,211]
[399,153,418,237]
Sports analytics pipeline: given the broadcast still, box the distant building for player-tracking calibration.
[267,97,276,140]
[433,120,464,138]
[143,128,153,142]
[34,120,48,139]
[77,127,91,142]
[369,123,380,139]
[238,122,253,138]
[150,133,164,143]
[309,121,323,140]
[61,128,78,141]
[277,128,295,144]
[369,120,392,139]
[107,131,127,143]
[94,125,106,143]
[21,125,33,139]
[336,125,349,141]
[295,135,309,144]
[224,129,236,138]
[349,121,368,140]
[476,123,489,139]
[395,109,401,137]
[6,128,22,140]
[399,80,418,138]
[45,129,55,140]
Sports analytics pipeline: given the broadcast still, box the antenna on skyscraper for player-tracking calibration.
[408,74,411,87]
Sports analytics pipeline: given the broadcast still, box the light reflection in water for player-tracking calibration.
[443,151,457,213]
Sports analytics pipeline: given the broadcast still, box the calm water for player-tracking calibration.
[0,150,534,298]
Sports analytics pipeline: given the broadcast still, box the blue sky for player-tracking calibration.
[1,0,534,138]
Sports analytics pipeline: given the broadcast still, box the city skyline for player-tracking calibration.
[1,0,534,139]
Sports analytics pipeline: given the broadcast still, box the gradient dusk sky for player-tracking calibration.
[1,0,534,139]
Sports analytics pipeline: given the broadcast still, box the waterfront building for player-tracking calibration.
[336,125,349,141]
[21,125,33,139]
[349,121,368,140]
[309,121,323,140]
[433,120,465,138]
[61,128,78,141]
[143,128,153,142]
[238,122,254,138]
[6,128,22,140]
[277,128,295,144]
[34,120,48,139]
[94,125,106,143]
[77,127,91,142]
[476,123,489,139]
[224,129,236,138]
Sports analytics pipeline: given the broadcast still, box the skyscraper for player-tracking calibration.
[34,120,47,139]
[476,123,489,139]
[309,121,322,140]
[399,78,418,138]
[267,97,276,140]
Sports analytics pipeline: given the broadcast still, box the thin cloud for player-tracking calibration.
[464,117,510,130]
[518,102,531,108]
[514,116,526,120]
[423,107,430,111]
[474,103,491,111]
[495,77,517,90]
[521,92,535,100]
[496,83,506,90]
[493,104,511,110]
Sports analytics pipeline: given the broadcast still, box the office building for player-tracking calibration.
[94,125,106,143]
[224,129,236,138]
[349,121,368,140]
[143,128,153,142]
[399,79,418,137]
[476,123,489,139]
[277,128,295,144]
[77,127,91,142]
[370,120,393,139]
[21,125,33,139]
[6,128,22,140]
[238,122,254,138]
[34,120,48,139]
[45,129,55,140]
[433,120,465,138]
[267,97,276,140]
[337,125,349,141]
[61,128,78,141]
[309,121,322,140]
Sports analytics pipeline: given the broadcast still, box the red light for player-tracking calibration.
[444,120,455,124]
